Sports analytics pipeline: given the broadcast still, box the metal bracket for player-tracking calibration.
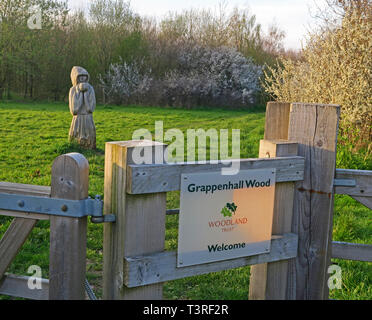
[333,179,357,187]
[0,193,115,223]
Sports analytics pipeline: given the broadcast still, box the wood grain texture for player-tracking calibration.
[0,182,51,197]
[249,140,298,300]
[334,169,372,197]
[127,157,305,194]
[248,263,267,300]
[0,210,50,221]
[259,140,298,159]
[124,234,298,288]
[264,102,291,140]
[49,153,89,300]
[249,102,296,300]
[0,274,49,300]
[350,196,372,210]
[103,140,167,300]
[0,218,37,279]
[288,103,340,300]
[332,242,372,262]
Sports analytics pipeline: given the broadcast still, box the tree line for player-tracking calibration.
[0,0,287,105]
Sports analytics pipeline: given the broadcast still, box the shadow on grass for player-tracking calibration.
[54,141,105,158]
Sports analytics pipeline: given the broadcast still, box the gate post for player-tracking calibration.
[288,103,340,300]
[249,102,298,300]
[49,153,89,300]
[103,140,167,300]
[249,102,340,300]
[249,139,298,300]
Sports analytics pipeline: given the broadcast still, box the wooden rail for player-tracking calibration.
[332,242,372,262]
[0,182,51,197]
[0,274,49,300]
[334,169,372,210]
[127,156,305,194]
[0,183,51,220]
[332,169,372,263]
[124,233,298,288]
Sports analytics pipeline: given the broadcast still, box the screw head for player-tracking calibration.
[61,205,68,212]
[18,200,25,208]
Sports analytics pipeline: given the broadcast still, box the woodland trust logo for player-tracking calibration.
[221,202,238,217]
[209,202,248,233]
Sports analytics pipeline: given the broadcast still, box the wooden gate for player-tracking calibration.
[0,102,371,300]
[0,153,89,300]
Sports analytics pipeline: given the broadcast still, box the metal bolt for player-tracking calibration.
[61,205,68,212]
[18,200,25,208]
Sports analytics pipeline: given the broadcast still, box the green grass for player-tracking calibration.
[0,101,370,300]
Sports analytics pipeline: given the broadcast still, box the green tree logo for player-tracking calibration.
[221,203,238,217]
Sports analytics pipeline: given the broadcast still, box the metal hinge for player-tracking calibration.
[0,193,115,223]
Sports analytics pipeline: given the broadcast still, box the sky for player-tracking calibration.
[69,0,320,50]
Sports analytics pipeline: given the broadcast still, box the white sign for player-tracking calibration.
[177,169,276,267]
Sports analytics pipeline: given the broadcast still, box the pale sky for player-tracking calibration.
[69,0,320,50]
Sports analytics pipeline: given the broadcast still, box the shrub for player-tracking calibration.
[161,45,264,108]
[163,45,263,108]
[99,58,152,105]
[263,5,371,154]
[101,45,263,108]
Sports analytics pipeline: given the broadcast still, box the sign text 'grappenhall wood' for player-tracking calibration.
[186,178,273,195]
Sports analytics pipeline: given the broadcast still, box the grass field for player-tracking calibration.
[0,101,371,300]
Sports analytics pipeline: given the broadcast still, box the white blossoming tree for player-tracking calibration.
[100,58,152,105]
[100,45,262,108]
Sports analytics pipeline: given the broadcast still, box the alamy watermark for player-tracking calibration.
[0,5,43,30]
[328,264,342,290]
[27,5,42,30]
[0,5,43,29]
[27,265,43,290]
[131,121,241,175]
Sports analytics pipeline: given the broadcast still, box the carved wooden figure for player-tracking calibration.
[68,66,96,149]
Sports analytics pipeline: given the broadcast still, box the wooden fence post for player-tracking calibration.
[249,139,298,300]
[49,153,89,300]
[250,102,341,300]
[288,103,340,300]
[103,140,167,300]
[263,102,291,141]
[249,102,297,300]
